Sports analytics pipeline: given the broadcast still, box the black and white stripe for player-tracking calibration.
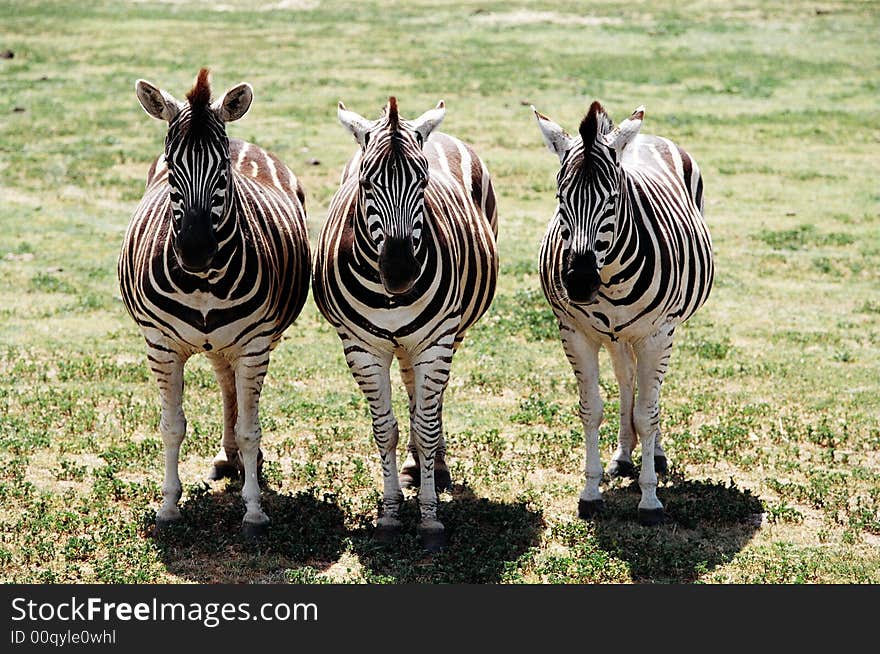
[118,69,310,532]
[313,97,498,549]
[533,101,713,524]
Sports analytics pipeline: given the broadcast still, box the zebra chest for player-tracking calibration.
[165,289,257,346]
[354,296,456,344]
[328,248,461,344]
[326,276,462,346]
[184,289,225,322]
[566,290,668,342]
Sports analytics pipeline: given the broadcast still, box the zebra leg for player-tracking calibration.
[349,348,404,539]
[654,432,668,475]
[434,389,450,491]
[233,347,271,537]
[632,325,675,526]
[562,328,605,519]
[398,350,451,491]
[152,346,187,527]
[207,354,240,481]
[410,342,455,552]
[607,341,638,479]
[397,349,420,489]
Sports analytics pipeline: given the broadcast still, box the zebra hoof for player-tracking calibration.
[154,515,181,532]
[638,508,666,527]
[607,459,637,479]
[373,523,401,545]
[654,456,668,475]
[241,520,268,540]
[418,525,447,553]
[578,499,605,520]
[207,462,239,481]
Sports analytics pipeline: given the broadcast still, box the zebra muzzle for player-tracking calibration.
[563,252,601,304]
[175,210,218,273]
[378,236,420,295]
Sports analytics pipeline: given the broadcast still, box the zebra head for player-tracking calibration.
[533,101,644,304]
[338,97,445,295]
[136,69,253,274]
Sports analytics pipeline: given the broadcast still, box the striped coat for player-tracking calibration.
[313,98,497,550]
[119,70,309,534]
[120,139,309,354]
[539,134,712,341]
[533,101,713,525]
[313,134,497,346]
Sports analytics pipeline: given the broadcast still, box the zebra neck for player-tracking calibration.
[203,188,245,278]
[601,178,637,278]
[351,199,381,270]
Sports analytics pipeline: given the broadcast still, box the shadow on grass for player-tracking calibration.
[147,483,347,583]
[349,484,545,583]
[590,472,764,583]
[148,474,749,583]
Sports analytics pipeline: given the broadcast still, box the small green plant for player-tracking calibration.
[511,393,563,426]
[55,459,87,482]
[763,500,804,525]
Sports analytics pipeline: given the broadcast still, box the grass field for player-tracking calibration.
[1,0,878,584]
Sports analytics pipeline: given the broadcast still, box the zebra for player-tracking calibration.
[531,100,713,525]
[312,97,498,551]
[119,69,311,536]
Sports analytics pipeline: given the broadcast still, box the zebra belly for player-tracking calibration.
[328,300,464,352]
[134,297,281,354]
[563,299,679,344]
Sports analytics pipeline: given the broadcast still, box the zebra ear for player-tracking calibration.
[411,100,446,144]
[338,101,375,148]
[532,106,574,162]
[603,105,645,154]
[135,79,182,122]
[213,83,253,123]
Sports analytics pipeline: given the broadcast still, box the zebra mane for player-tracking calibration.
[180,68,219,141]
[386,96,400,132]
[577,101,615,175]
[186,68,212,112]
[381,96,416,157]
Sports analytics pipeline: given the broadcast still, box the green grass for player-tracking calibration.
[1,0,878,584]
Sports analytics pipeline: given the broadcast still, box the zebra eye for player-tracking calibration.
[561,228,571,241]
[360,179,372,192]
